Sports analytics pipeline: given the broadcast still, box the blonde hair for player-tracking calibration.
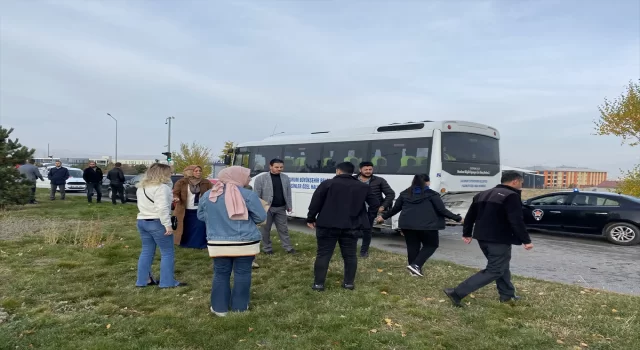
[137,163,172,188]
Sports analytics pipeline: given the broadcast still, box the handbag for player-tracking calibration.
[143,188,179,230]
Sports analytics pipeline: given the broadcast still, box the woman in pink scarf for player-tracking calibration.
[196,166,267,317]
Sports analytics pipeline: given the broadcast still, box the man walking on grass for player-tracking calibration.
[253,159,295,254]
[18,159,45,204]
[48,161,69,201]
[443,171,534,307]
[83,161,104,203]
[107,162,126,205]
[355,161,395,257]
[307,162,379,291]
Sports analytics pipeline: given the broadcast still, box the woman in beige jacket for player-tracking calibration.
[172,165,213,248]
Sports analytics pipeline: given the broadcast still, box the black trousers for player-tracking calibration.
[110,184,126,204]
[314,228,359,285]
[29,186,36,203]
[453,240,516,299]
[86,182,102,202]
[403,229,439,268]
[359,215,376,253]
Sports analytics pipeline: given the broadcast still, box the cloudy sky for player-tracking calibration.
[1,0,638,177]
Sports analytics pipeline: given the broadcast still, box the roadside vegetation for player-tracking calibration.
[1,192,638,349]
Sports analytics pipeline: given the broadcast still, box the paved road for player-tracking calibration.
[287,219,640,296]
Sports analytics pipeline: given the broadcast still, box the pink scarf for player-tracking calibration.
[209,166,250,220]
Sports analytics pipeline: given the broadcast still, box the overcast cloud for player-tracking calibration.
[1,0,639,177]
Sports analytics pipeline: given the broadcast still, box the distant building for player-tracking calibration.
[582,180,620,192]
[501,165,545,189]
[119,159,156,166]
[523,166,607,188]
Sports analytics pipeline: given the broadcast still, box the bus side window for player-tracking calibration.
[370,138,432,175]
[321,141,368,173]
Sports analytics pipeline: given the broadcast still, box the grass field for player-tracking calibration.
[0,192,638,349]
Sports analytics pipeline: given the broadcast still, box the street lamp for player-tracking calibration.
[107,113,118,163]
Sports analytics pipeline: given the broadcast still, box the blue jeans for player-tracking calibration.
[136,219,179,288]
[211,256,254,313]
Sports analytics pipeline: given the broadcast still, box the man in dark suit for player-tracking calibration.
[307,162,379,291]
[48,161,70,200]
[444,171,534,306]
[106,162,126,205]
[83,161,104,203]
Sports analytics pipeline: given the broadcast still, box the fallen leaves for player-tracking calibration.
[248,327,254,332]
[106,324,111,329]
[380,291,388,295]
[369,329,378,334]
[611,309,618,313]
[557,339,565,344]
[376,269,384,273]
[401,331,407,337]
[424,297,435,301]
[384,318,392,326]
[580,342,589,348]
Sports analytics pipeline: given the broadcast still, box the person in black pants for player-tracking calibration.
[355,161,395,258]
[377,174,462,277]
[443,171,534,307]
[83,161,104,203]
[107,162,126,205]
[307,162,379,291]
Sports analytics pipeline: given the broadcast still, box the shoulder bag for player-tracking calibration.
[143,188,179,230]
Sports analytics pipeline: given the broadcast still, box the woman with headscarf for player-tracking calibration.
[172,165,213,249]
[197,166,267,317]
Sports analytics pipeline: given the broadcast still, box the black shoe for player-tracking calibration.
[360,251,369,258]
[176,282,188,287]
[287,249,296,255]
[443,288,463,307]
[147,276,158,286]
[500,296,522,303]
[342,283,355,290]
[97,201,102,203]
[312,284,325,292]
[264,251,274,255]
[407,264,423,277]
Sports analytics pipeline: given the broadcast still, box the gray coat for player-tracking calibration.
[253,172,292,209]
[18,164,44,183]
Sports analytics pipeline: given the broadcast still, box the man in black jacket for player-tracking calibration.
[106,162,126,205]
[83,162,104,203]
[355,161,395,258]
[444,171,534,307]
[307,162,379,291]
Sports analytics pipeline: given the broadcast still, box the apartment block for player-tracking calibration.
[524,166,608,188]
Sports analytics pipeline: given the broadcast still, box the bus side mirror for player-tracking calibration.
[223,154,232,166]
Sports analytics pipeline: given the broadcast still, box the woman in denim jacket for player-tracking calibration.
[197,166,267,316]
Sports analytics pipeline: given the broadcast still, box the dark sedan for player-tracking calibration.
[103,175,135,198]
[522,190,640,245]
[120,174,184,202]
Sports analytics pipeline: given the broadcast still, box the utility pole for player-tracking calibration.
[107,113,118,163]
[165,116,175,164]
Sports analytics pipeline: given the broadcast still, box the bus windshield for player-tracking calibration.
[441,132,499,164]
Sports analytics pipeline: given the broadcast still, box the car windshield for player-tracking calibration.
[68,169,83,178]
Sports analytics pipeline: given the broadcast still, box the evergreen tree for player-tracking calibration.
[0,126,36,208]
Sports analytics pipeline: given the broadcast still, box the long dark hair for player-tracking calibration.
[410,174,430,197]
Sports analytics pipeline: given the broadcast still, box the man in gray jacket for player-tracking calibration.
[18,159,45,204]
[253,158,295,254]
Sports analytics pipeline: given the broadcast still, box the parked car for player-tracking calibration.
[118,174,184,202]
[522,190,640,245]
[103,175,135,199]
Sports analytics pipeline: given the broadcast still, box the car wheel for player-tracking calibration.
[604,222,640,246]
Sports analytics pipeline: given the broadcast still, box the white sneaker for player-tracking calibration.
[210,306,227,317]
